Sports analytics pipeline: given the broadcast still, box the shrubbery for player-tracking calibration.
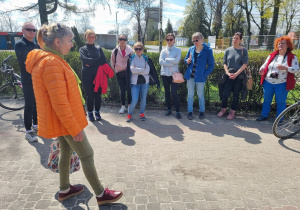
[1,49,300,113]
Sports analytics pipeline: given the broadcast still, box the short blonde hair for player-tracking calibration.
[133,42,143,49]
[84,30,96,40]
[192,32,204,40]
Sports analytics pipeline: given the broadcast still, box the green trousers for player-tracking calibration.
[57,131,104,195]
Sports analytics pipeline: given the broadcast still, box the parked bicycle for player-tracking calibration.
[0,55,25,110]
[272,101,300,139]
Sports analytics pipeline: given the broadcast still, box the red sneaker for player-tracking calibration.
[58,185,84,201]
[140,113,146,121]
[96,187,123,205]
[126,114,132,122]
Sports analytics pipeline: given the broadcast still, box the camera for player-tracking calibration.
[269,72,279,79]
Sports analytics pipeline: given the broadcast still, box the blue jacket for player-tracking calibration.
[184,43,214,82]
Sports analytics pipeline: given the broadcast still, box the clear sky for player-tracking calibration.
[1,0,186,35]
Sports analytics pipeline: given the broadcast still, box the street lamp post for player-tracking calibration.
[116,11,119,35]
[159,0,163,52]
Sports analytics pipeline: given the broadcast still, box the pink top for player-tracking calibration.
[121,49,126,57]
[110,45,134,73]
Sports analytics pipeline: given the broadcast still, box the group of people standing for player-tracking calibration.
[14,20,299,205]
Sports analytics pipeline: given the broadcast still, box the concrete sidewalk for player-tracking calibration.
[0,106,300,210]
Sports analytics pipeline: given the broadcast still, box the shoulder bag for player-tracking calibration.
[165,49,184,83]
[241,48,253,90]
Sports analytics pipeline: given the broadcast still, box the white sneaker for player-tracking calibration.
[119,106,126,114]
[25,131,38,142]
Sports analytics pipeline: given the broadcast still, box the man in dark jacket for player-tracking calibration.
[15,22,40,142]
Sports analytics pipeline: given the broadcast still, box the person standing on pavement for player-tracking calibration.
[110,34,134,114]
[256,36,299,121]
[159,33,182,119]
[184,32,214,120]
[126,42,160,122]
[79,30,108,121]
[217,32,248,120]
[26,22,123,205]
[15,22,40,142]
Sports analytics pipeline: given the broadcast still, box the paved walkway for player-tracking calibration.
[0,106,300,210]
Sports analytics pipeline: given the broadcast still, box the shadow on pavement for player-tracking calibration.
[54,185,93,209]
[0,110,24,133]
[132,118,184,141]
[278,138,300,154]
[182,117,262,144]
[93,119,136,146]
[28,137,52,168]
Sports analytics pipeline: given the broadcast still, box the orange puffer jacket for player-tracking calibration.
[26,49,88,139]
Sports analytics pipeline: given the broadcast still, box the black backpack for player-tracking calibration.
[114,48,118,69]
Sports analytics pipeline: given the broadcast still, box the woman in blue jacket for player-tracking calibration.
[184,32,214,120]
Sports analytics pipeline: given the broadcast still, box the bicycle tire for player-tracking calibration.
[0,83,25,111]
[272,101,300,139]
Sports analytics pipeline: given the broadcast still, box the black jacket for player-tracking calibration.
[126,54,160,89]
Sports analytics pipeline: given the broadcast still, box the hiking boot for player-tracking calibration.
[126,114,132,122]
[96,187,123,205]
[58,185,84,202]
[140,113,146,121]
[25,131,38,142]
[227,110,236,120]
[199,112,204,119]
[119,106,126,114]
[187,112,193,120]
[165,110,172,116]
[88,112,95,122]
[176,112,182,119]
[95,111,101,121]
[217,108,227,117]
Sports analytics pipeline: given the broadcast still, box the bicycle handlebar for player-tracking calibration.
[3,55,13,64]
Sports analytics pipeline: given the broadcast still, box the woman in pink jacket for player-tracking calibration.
[110,34,134,114]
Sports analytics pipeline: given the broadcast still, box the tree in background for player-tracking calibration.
[280,0,300,34]
[71,26,85,51]
[223,2,246,37]
[146,19,159,41]
[76,13,95,34]
[0,14,19,31]
[181,0,209,46]
[117,0,156,44]
[165,19,173,35]
[0,0,110,25]
[267,0,281,49]
[210,0,229,39]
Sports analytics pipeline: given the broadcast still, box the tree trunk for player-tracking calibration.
[38,0,48,25]
[267,0,281,50]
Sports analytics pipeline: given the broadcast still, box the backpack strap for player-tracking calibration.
[114,47,118,69]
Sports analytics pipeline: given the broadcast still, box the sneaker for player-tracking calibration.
[32,126,38,135]
[95,111,101,121]
[88,112,95,122]
[187,112,193,120]
[165,110,172,116]
[199,112,204,119]
[96,187,123,206]
[140,113,146,121]
[58,185,84,202]
[119,106,126,114]
[256,115,268,121]
[176,112,182,119]
[126,114,132,122]
[25,131,38,142]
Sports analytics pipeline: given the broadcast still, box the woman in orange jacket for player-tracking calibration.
[26,23,122,205]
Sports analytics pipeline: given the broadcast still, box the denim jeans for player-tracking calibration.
[162,76,180,112]
[187,78,205,113]
[261,81,289,117]
[57,131,104,195]
[128,83,149,115]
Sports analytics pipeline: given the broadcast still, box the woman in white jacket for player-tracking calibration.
[159,33,182,119]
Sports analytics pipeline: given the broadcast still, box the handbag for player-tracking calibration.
[47,138,80,173]
[246,69,253,90]
[165,49,184,83]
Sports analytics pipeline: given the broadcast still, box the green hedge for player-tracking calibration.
[1,49,300,112]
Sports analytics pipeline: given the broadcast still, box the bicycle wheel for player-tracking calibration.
[272,102,300,139]
[0,83,25,111]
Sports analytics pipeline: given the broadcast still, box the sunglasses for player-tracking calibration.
[25,28,37,32]
[134,48,143,51]
[192,40,199,43]
[166,39,174,42]
[119,38,127,41]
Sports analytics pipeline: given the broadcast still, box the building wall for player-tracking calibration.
[95,34,117,49]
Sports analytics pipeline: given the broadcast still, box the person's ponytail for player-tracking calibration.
[37,24,47,49]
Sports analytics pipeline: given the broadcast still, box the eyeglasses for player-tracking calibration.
[25,28,37,32]
[88,36,96,39]
[166,39,174,42]
[192,40,199,43]
[119,38,127,41]
[134,48,143,51]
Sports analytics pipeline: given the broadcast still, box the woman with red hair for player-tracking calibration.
[256,36,299,121]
